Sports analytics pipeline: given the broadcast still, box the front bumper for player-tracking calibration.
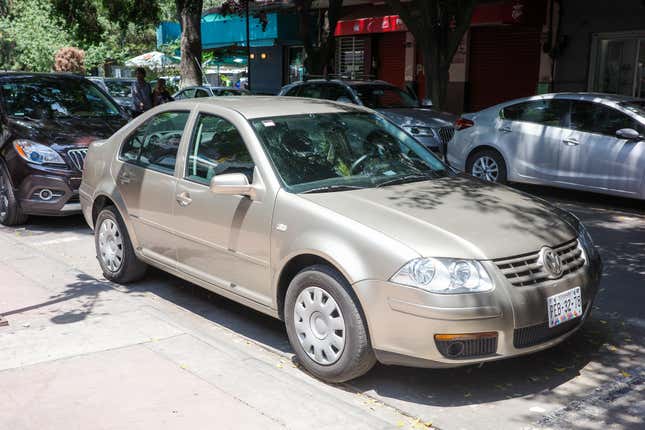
[16,166,82,216]
[353,257,601,368]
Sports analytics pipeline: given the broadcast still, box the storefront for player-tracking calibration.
[333,0,550,113]
[157,11,303,94]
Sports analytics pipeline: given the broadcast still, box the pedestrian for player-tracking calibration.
[152,78,174,106]
[131,67,152,116]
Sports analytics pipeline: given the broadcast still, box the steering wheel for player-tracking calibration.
[350,153,374,175]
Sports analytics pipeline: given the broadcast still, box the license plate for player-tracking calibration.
[547,287,583,328]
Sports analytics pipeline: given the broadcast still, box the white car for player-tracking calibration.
[446,93,645,199]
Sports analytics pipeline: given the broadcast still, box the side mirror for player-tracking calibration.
[615,128,642,140]
[209,173,255,198]
[421,98,433,108]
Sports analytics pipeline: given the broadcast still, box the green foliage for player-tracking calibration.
[0,0,72,71]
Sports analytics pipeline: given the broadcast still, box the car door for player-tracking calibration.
[173,112,273,306]
[557,100,645,194]
[496,99,570,182]
[114,110,191,265]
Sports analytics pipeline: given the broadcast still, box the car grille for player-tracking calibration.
[67,148,88,171]
[513,303,588,348]
[494,239,585,287]
[434,126,455,145]
[435,336,498,359]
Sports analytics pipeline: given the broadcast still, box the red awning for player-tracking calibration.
[334,1,531,37]
[334,15,407,37]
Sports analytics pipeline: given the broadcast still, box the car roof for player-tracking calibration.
[168,96,368,119]
[289,79,393,87]
[0,72,89,81]
[182,85,246,90]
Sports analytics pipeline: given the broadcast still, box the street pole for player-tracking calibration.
[245,1,251,92]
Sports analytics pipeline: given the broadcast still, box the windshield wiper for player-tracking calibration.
[301,185,366,194]
[376,173,438,188]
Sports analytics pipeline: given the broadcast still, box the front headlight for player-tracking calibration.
[13,140,66,165]
[390,257,493,294]
[403,125,436,138]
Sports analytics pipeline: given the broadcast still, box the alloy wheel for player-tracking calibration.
[293,286,346,365]
[98,218,124,272]
[0,170,9,221]
[472,156,500,182]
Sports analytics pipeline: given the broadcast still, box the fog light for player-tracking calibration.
[435,332,498,359]
[39,189,53,201]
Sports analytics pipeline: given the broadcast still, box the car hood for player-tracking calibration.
[5,115,126,151]
[300,176,576,260]
[377,108,457,128]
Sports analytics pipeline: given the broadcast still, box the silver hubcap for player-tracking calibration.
[293,286,346,365]
[472,156,500,182]
[98,218,124,272]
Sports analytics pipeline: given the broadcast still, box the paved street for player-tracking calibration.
[0,185,643,430]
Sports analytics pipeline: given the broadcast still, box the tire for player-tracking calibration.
[95,206,147,283]
[0,161,28,226]
[467,148,508,184]
[284,264,376,383]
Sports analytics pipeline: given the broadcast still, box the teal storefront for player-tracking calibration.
[157,11,304,94]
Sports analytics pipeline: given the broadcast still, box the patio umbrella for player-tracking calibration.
[125,51,180,71]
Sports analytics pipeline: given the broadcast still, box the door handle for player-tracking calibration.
[175,192,192,207]
[499,126,512,133]
[562,137,579,146]
[118,172,132,184]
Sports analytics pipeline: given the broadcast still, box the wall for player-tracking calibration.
[553,0,645,92]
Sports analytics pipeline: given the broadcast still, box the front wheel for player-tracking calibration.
[0,162,28,226]
[284,265,376,383]
[467,149,507,184]
[95,206,147,283]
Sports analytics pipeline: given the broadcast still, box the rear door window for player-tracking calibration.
[570,101,643,136]
[298,84,325,99]
[283,85,301,97]
[194,88,210,98]
[323,84,355,103]
[501,99,570,127]
[120,111,190,174]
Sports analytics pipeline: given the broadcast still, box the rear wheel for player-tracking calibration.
[284,265,376,383]
[467,149,507,184]
[95,206,147,283]
[0,162,28,226]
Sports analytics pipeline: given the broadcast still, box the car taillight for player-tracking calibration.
[455,118,474,130]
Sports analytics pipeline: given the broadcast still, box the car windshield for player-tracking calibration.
[353,85,419,109]
[621,100,645,117]
[250,112,451,193]
[105,80,133,98]
[0,77,121,119]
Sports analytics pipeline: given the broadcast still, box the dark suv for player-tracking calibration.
[0,73,129,225]
[279,79,456,153]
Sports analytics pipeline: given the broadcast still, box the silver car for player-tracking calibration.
[279,80,456,154]
[80,97,601,382]
[447,93,645,199]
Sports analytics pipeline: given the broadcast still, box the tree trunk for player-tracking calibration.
[177,0,203,87]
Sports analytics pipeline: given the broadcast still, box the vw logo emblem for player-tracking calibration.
[539,247,563,278]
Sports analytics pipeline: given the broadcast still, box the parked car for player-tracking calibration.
[279,79,456,154]
[0,72,129,225]
[173,85,251,99]
[447,93,645,200]
[89,77,136,109]
[80,96,601,383]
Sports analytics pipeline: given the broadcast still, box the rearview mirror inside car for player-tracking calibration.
[615,128,642,140]
[209,173,255,198]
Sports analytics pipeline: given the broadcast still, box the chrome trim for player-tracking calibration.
[494,239,586,286]
[67,148,88,171]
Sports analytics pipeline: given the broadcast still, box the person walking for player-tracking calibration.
[152,78,174,106]
[131,67,152,116]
